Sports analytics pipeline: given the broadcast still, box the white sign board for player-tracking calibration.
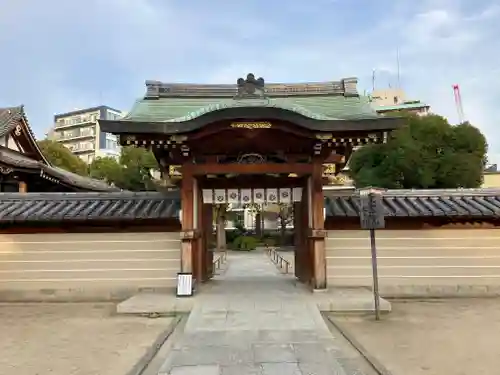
[176,273,193,297]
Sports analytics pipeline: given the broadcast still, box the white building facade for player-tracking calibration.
[52,106,123,164]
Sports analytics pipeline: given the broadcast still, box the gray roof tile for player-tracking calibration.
[0,106,118,192]
[0,146,119,192]
[325,188,500,218]
[0,106,23,137]
[0,192,180,223]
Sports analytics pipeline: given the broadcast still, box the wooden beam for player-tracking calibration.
[186,163,314,175]
[187,120,316,141]
[198,175,307,189]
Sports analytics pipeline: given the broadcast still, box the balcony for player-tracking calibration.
[56,132,96,142]
[71,147,95,154]
[55,115,99,130]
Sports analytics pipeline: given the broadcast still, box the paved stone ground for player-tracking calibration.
[158,252,371,375]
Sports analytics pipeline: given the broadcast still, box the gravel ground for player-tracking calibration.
[333,299,500,375]
[0,303,174,375]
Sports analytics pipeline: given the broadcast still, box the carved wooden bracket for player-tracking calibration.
[0,166,13,175]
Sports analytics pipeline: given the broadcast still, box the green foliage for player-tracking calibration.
[349,114,488,189]
[232,235,258,251]
[37,139,88,176]
[88,146,159,191]
[225,229,241,244]
[119,146,157,170]
[88,156,121,183]
[263,236,277,247]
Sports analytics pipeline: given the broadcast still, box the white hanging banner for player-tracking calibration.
[253,188,265,204]
[292,187,303,202]
[278,188,292,204]
[214,189,226,204]
[202,189,213,204]
[227,189,239,204]
[240,189,252,205]
[266,188,278,204]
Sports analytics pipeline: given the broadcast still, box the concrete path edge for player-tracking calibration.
[124,315,183,375]
[325,315,395,375]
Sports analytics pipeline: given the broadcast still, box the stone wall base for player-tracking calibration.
[380,285,500,299]
[0,287,176,303]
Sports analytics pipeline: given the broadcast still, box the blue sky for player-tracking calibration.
[1,0,499,162]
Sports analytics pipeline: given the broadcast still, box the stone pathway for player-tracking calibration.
[158,251,371,375]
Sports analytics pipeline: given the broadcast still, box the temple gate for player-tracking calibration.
[100,73,403,290]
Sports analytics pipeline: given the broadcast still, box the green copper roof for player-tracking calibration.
[122,95,380,123]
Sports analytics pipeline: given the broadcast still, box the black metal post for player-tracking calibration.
[369,228,381,320]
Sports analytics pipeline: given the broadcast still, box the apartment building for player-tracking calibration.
[52,106,123,163]
[371,88,430,116]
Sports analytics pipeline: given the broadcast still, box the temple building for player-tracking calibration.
[0,106,117,192]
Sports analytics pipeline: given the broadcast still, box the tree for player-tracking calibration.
[266,203,294,245]
[88,146,159,191]
[37,139,88,176]
[119,146,158,191]
[88,156,121,183]
[213,204,228,251]
[349,114,488,189]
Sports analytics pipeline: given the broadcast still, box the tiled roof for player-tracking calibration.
[0,105,49,164]
[0,106,26,137]
[0,105,117,192]
[0,192,180,223]
[0,146,119,192]
[122,95,380,123]
[100,77,407,134]
[325,188,500,218]
[0,107,21,137]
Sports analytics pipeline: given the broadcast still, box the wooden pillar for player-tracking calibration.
[293,201,302,280]
[309,161,327,290]
[193,178,203,283]
[180,168,194,274]
[300,179,311,283]
[18,181,27,193]
[202,203,214,281]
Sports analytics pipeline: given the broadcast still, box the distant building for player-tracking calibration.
[52,106,123,164]
[483,164,500,188]
[371,88,430,116]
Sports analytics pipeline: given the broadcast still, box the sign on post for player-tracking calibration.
[358,188,385,320]
[176,272,193,297]
[359,190,385,230]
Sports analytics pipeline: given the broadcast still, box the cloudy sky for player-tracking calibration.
[1,0,499,162]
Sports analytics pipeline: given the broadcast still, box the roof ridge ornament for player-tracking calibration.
[234,73,267,99]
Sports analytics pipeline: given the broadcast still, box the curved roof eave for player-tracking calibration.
[100,106,403,135]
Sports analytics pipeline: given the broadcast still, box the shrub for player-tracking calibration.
[232,235,258,251]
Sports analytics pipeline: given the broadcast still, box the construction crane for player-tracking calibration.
[452,84,466,124]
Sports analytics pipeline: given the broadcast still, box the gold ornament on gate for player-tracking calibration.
[230,122,272,129]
